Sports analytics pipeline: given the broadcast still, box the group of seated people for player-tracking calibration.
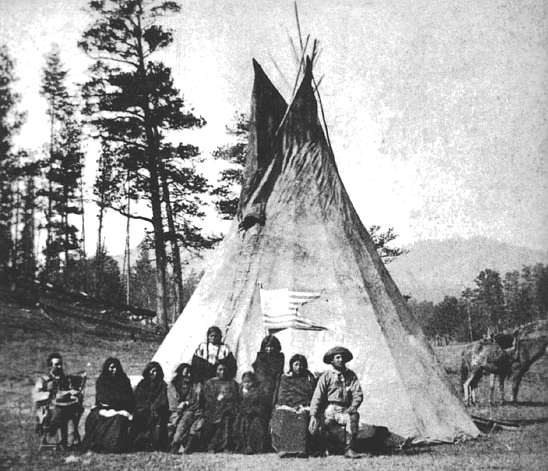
[34,325,363,458]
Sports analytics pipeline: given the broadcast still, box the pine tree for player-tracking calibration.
[39,45,84,286]
[474,269,505,332]
[15,159,42,289]
[79,0,210,331]
[66,250,125,301]
[0,45,25,279]
[129,241,157,311]
[211,113,248,219]
[502,270,521,327]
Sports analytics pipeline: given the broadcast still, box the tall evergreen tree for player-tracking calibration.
[211,113,248,219]
[518,265,537,324]
[39,45,84,285]
[474,269,505,332]
[502,270,521,327]
[14,159,42,287]
[0,45,25,278]
[66,250,125,302]
[79,0,210,331]
[129,241,156,311]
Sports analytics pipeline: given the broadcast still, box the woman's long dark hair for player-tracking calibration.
[288,354,308,374]
[141,361,164,382]
[95,357,134,412]
[172,363,193,386]
[260,335,282,353]
[101,357,125,379]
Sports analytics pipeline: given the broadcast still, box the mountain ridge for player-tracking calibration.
[387,236,548,302]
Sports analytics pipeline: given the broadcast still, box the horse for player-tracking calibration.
[461,333,548,405]
[461,336,517,405]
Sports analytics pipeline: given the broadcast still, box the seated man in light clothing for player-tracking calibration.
[309,346,363,458]
[33,352,83,448]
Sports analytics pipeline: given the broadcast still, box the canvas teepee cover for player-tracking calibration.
[153,59,480,443]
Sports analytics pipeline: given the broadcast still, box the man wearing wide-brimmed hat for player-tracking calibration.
[309,346,363,458]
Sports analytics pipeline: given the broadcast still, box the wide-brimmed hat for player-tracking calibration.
[53,392,78,407]
[323,346,353,364]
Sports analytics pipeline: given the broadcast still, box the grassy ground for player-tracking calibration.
[1,289,547,470]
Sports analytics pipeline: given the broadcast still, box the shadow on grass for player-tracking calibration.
[397,448,434,456]
[512,401,548,407]
[514,417,548,426]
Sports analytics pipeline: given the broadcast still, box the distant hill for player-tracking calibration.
[387,237,548,303]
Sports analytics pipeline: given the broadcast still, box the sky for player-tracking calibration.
[1,0,547,256]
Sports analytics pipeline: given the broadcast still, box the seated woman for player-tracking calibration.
[252,335,284,412]
[270,354,316,457]
[82,358,135,453]
[192,326,237,383]
[167,363,204,454]
[132,361,169,452]
[202,359,240,453]
[234,371,268,454]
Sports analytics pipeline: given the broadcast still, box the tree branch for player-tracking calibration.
[106,203,152,223]
[99,135,147,150]
[85,53,139,68]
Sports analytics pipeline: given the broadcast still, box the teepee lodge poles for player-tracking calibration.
[292,3,333,155]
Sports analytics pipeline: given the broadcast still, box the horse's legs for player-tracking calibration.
[511,371,525,403]
[489,373,495,405]
[499,374,506,404]
[471,385,476,404]
[464,370,480,405]
[463,376,470,405]
[488,373,506,405]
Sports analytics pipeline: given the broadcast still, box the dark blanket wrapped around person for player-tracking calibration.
[82,358,135,453]
[252,335,285,409]
[131,362,169,451]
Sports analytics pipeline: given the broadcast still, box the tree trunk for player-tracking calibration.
[63,182,69,286]
[80,176,87,291]
[159,160,183,319]
[0,181,13,271]
[124,184,131,305]
[22,177,36,290]
[148,158,169,332]
[135,11,168,332]
[44,176,54,284]
[45,98,55,285]
[95,204,105,298]
[11,184,21,277]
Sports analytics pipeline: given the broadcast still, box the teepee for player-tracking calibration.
[153,58,480,443]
